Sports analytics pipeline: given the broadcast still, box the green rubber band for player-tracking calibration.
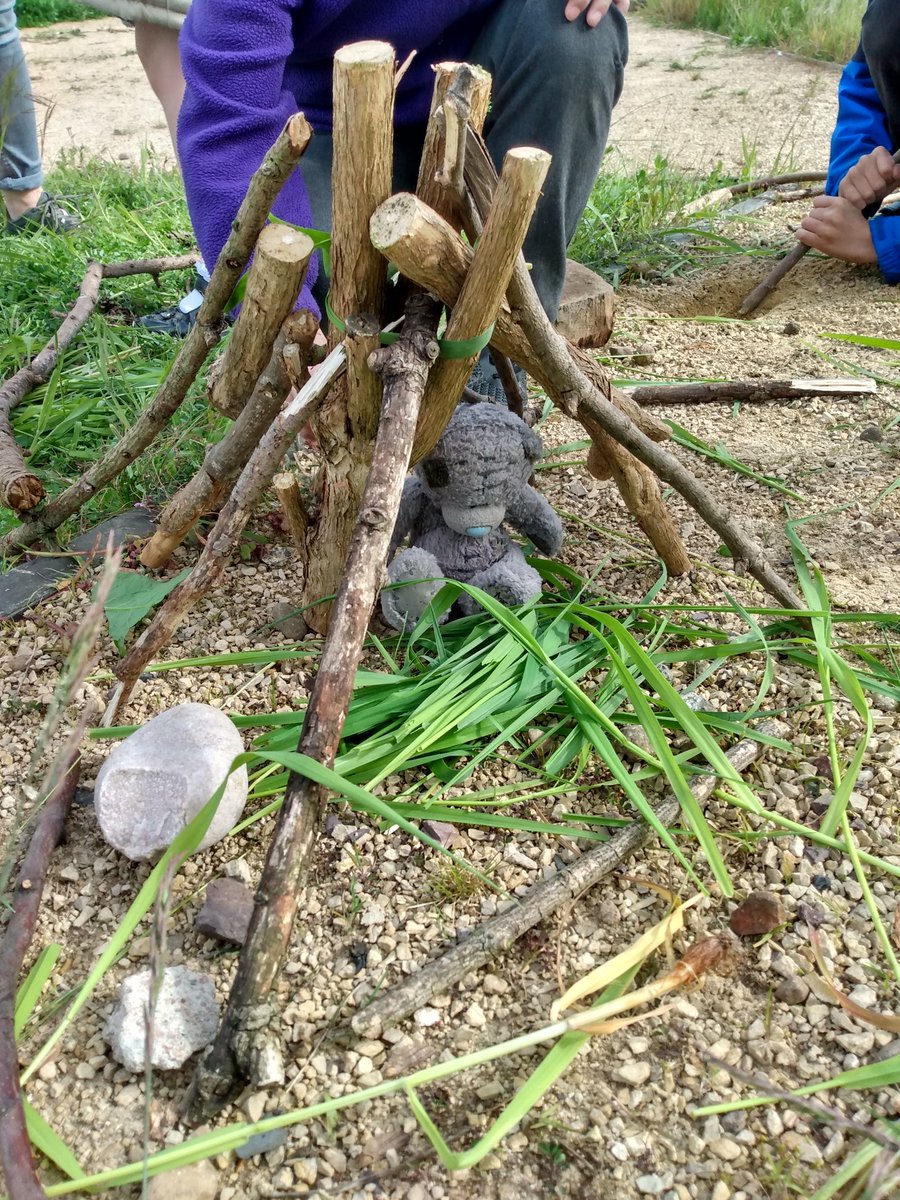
[324,292,494,360]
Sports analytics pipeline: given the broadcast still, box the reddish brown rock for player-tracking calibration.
[729,890,786,937]
[196,877,254,944]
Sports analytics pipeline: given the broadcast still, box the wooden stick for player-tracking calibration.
[0,114,313,561]
[739,149,900,316]
[109,340,345,717]
[208,226,315,419]
[351,721,787,1038]
[370,193,690,575]
[0,752,80,1200]
[372,192,803,607]
[416,63,491,222]
[139,309,319,569]
[628,377,878,405]
[738,242,810,318]
[681,170,828,216]
[0,262,102,512]
[487,349,526,420]
[410,146,550,463]
[100,253,200,279]
[272,471,309,552]
[300,42,395,633]
[187,294,441,1119]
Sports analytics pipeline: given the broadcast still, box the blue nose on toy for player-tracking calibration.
[466,525,491,537]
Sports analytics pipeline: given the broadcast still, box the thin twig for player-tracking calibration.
[351,720,788,1038]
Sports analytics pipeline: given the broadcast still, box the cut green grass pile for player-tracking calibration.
[639,0,867,64]
[1,153,223,540]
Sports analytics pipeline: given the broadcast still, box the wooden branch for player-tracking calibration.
[682,170,828,216]
[0,752,80,1200]
[187,294,441,1120]
[629,377,878,405]
[208,226,315,419]
[416,63,491,221]
[109,341,346,716]
[370,193,689,576]
[0,262,102,512]
[99,253,200,279]
[738,242,810,318]
[299,42,395,633]
[410,146,550,463]
[739,150,900,316]
[352,721,786,1038]
[490,349,526,419]
[140,309,319,569]
[272,471,309,552]
[0,114,313,561]
[0,255,202,514]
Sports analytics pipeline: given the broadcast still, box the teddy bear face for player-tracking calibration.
[417,403,541,538]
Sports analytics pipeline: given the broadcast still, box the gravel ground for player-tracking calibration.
[3,13,900,1200]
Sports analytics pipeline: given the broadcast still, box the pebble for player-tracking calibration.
[614,1061,651,1086]
[267,600,308,640]
[223,857,253,885]
[235,1128,288,1160]
[729,891,785,936]
[483,973,509,995]
[146,1162,219,1200]
[709,1138,743,1162]
[94,703,248,860]
[195,877,254,944]
[835,1031,875,1055]
[421,819,459,847]
[104,966,219,1072]
[465,1002,487,1028]
[636,1175,667,1195]
[847,984,878,1009]
[774,975,810,1005]
[860,425,883,442]
[414,1007,442,1027]
[244,1091,267,1123]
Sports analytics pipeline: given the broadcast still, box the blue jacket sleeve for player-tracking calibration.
[870,215,900,284]
[177,0,320,316]
[825,56,893,199]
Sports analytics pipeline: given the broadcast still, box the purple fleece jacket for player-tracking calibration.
[179,1,500,314]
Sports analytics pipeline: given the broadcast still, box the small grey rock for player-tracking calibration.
[235,1127,289,1160]
[859,425,883,443]
[421,819,459,848]
[195,877,254,944]
[775,975,810,1005]
[268,600,308,640]
[636,1175,667,1196]
[95,703,248,860]
[104,965,219,1071]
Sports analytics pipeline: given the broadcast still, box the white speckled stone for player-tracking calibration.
[95,703,247,860]
[104,966,219,1071]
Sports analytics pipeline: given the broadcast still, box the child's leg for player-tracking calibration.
[861,0,900,148]
[0,2,43,218]
[133,20,185,161]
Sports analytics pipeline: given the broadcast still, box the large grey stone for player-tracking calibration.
[104,965,219,1071]
[95,703,248,860]
[147,1161,219,1200]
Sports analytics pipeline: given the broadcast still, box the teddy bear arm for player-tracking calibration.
[388,476,426,561]
[459,551,543,615]
[506,484,564,556]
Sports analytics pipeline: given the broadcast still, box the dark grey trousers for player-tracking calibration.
[304,0,628,322]
[860,0,900,149]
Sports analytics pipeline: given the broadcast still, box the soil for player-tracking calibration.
[4,13,900,1200]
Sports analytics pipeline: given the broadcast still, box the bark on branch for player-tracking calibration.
[352,721,787,1038]
[187,294,441,1120]
[628,377,878,405]
[0,114,313,559]
[0,753,80,1200]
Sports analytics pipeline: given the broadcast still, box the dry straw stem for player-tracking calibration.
[0,115,313,560]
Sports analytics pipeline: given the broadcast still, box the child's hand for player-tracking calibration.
[796,194,878,264]
[837,147,900,211]
[564,0,629,27]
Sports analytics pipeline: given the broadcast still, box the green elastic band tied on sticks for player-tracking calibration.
[324,293,494,360]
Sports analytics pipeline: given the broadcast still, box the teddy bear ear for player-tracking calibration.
[520,423,543,463]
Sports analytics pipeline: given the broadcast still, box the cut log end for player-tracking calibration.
[555,260,616,349]
[334,40,395,66]
[3,474,44,512]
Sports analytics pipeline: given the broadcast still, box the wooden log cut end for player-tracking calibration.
[555,260,616,349]
[334,40,395,67]
[2,473,44,512]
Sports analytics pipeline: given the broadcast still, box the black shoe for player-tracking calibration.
[138,272,207,336]
[5,191,80,235]
[467,348,527,407]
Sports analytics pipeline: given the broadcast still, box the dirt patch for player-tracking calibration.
[5,13,900,1200]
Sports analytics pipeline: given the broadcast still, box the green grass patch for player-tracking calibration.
[1,153,222,540]
[639,0,867,63]
[16,0,103,26]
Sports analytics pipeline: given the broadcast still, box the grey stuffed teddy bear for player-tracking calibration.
[381,401,564,629]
